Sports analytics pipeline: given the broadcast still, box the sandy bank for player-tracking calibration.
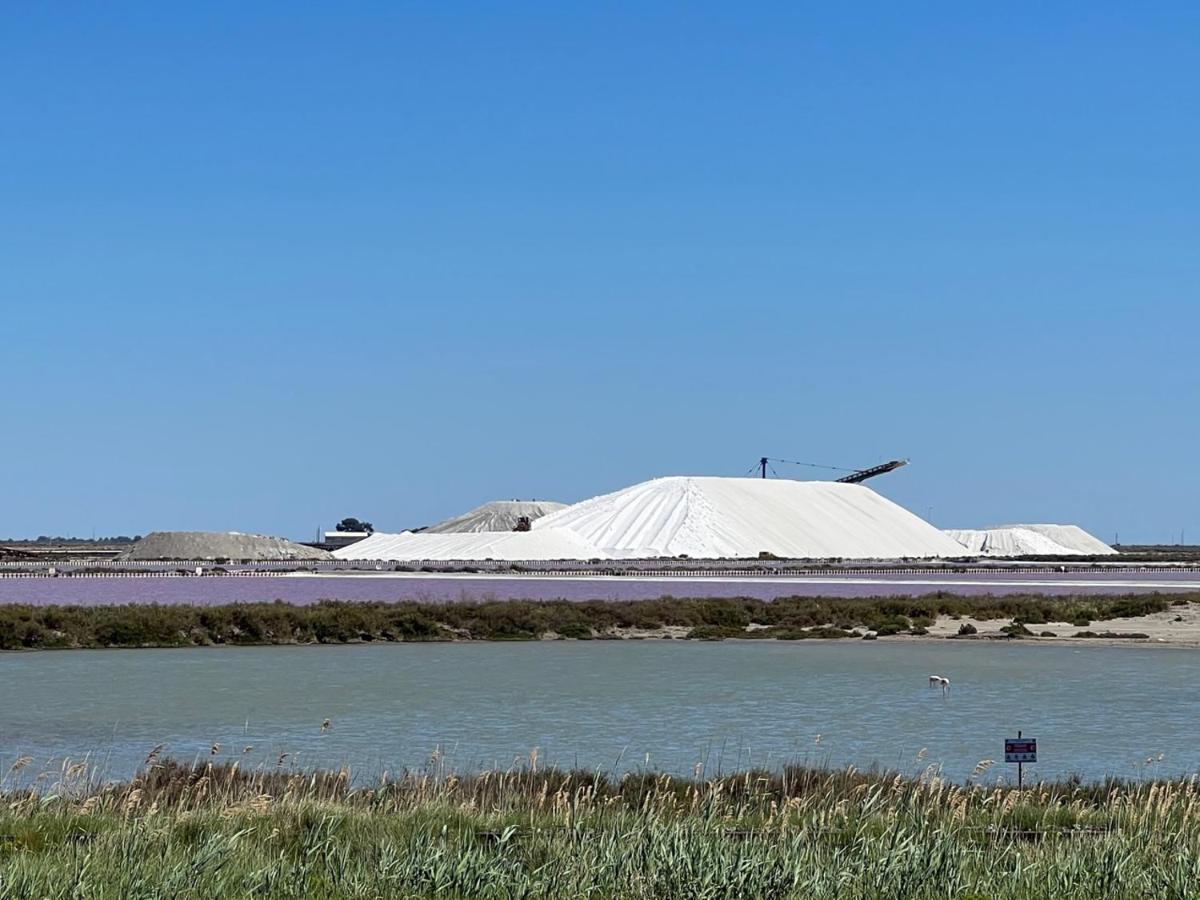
[598,604,1200,647]
[919,603,1200,647]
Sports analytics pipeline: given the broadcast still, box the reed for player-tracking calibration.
[0,757,1197,897]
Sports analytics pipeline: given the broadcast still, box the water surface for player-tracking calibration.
[1,641,1196,785]
[1,570,1197,605]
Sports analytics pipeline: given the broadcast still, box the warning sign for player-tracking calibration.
[1005,738,1037,763]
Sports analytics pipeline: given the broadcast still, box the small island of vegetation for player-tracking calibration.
[0,593,1189,650]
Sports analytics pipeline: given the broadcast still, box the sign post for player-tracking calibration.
[1004,731,1037,788]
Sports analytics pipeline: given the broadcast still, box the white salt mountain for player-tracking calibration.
[945,524,1117,557]
[121,531,331,561]
[422,500,567,534]
[944,528,1074,557]
[334,527,601,562]
[339,476,975,562]
[533,476,970,560]
[1003,524,1117,555]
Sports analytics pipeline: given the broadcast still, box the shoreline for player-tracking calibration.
[611,614,1200,648]
[0,594,1196,650]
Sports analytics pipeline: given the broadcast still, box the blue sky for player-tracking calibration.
[2,3,1197,542]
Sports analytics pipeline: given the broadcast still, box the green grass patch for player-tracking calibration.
[0,759,1193,897]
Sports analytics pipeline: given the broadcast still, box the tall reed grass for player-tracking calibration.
[0,756,1198,897]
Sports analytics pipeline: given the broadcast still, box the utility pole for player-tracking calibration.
[760,457,768,479]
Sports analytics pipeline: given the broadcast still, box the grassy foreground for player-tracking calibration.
[1,760,1199,898]
[0,592,1190,649]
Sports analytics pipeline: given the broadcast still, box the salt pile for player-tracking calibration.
[535,476,970,560]
[943,528,1075,557]
[1003,524,1117,555]
[422,500,567,534]
[339,476,975,562]
[120,532,331,561]
[333,527,602,562]
[945,525,1116,557]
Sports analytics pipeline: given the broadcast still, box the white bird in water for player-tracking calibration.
[928,675,950,696]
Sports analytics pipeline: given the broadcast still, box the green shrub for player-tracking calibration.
[0,590,1187,650]
[874,615,910,637]
[556,622,593,640]
[771,626,855,640]
[1000,621,1034,637]
[1073,631,1149,639]
[686,625,744,641]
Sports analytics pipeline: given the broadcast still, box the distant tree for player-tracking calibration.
[335,517,374,533]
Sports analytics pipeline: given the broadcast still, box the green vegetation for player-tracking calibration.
[0,759,1198,897]
[0,593,1187,650]
[1000,621,1035,637]
[1073,631,1151,640]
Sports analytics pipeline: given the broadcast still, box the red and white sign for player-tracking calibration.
[1005,738,1037,763]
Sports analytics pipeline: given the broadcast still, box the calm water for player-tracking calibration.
[1,641,1197,784]
[1,571,1197,605]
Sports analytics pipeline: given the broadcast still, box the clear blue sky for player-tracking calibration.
[2,3,1197,543]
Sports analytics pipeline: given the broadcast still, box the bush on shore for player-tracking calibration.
[0,592,1186,650]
